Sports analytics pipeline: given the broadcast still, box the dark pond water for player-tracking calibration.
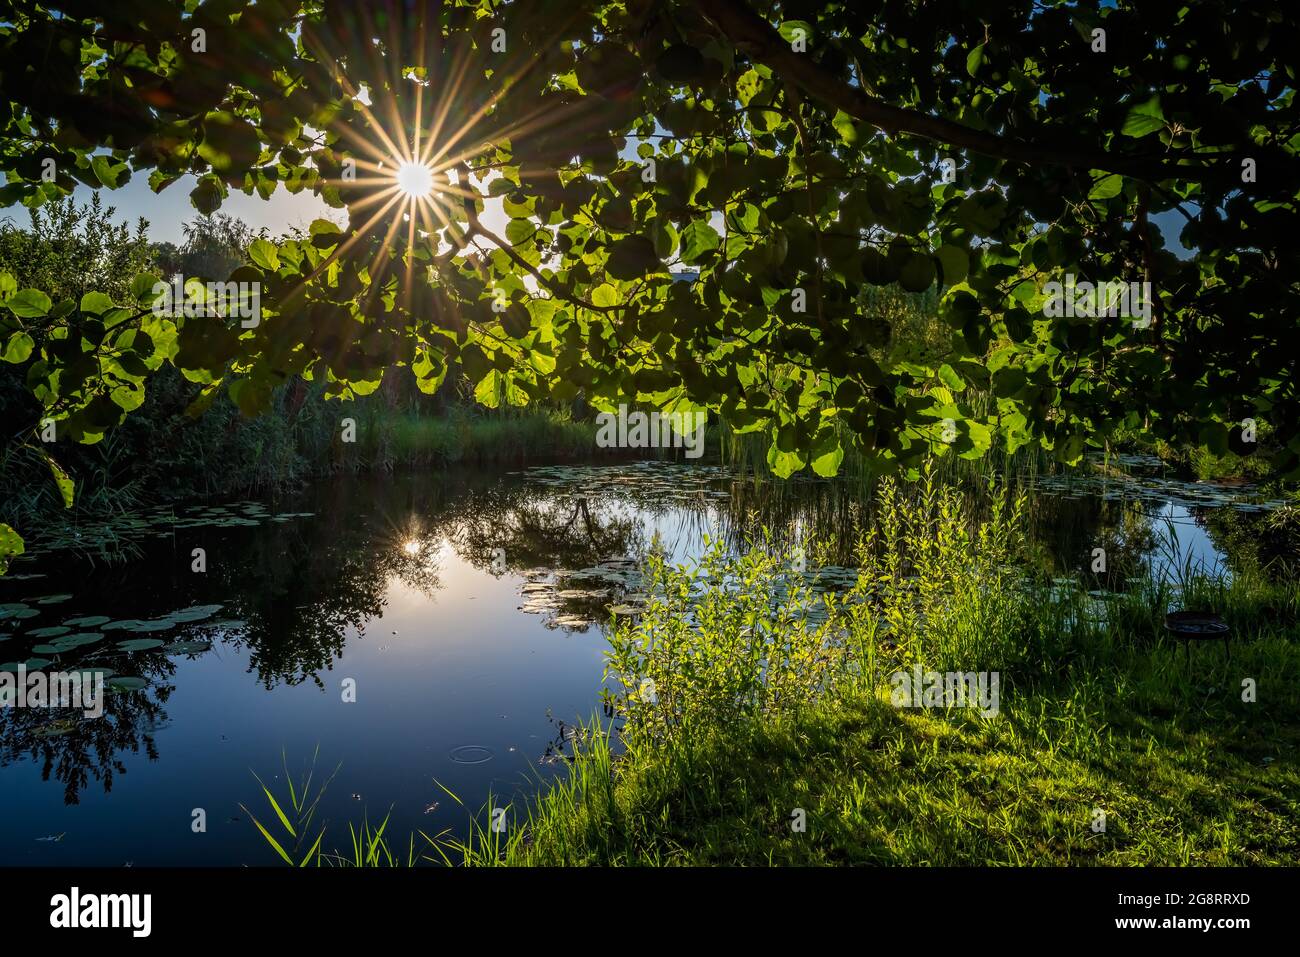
[0,456,1289,865]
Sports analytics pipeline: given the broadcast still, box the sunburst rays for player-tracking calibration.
[284,5,596,329]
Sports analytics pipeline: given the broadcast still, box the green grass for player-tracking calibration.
[472,642,1297,865]
[385,407,600,468]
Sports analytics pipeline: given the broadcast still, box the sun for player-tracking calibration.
[395,161,435,199]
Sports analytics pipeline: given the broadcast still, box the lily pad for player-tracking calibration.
[0,606,39,621]
[165,604,224,623]
[107,676,148,692]
[72,667,115,681]
[63,615,111,628]
[31,644,68,655]
[57,633,106,647]
[100,619,147,631]
[27,626,71,639]
[116,638,166,652]
[132,620,178,632]
[32,594,73,605]
[163,639,212,655]
[33,718,80,738]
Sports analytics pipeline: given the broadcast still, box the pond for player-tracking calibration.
[0,456,1289,865]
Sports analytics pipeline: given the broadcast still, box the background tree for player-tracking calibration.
[0,194,153,304]
[175,213,262,280]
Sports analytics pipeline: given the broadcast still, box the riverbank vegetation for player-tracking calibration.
[447,480,1299,865]
[247,476,1298,866]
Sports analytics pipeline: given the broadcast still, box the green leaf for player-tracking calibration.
[309,218,342,237]
[831,110,863,146]
[899,253,936,293]
[249,238,280,271]
[810,443,844,477]
[79,291,114,316]
[1056,433,1085,464]
[1121,95,1165,138]
[199,112,261,173]
[411,349,447,395]
[936,245,969,285]
[778,21,813,45]
[242,807,295,866]
[190,176,224,215]
[1088,174,1124,200]
[591,283,619,308]
[91,154,128,188]
[966,43,986,77]
[299,829,325,867]
[679,220,720,263]
[937,363,965,392]
[606,235,661,280]
[6,289,51,318]
[505,218,535,246]
[131,273,162,303]
[766,443,805,479]
[2,332,34,363]
[37,448,74,508]
[0,524,23,576]
[474,368,502,408]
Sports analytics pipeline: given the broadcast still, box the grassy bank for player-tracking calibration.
[442,480,1300,866]
[470,653,1297,865]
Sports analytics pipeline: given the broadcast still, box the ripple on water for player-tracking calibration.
[448,745,494,765]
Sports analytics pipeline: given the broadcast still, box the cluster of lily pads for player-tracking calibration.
[12,500,315,562]
[517,554,868,632]
[1,596,245,690]
[511,463,871,629]
[1035,453,1289,512]
[518,558,649,630]
[517,462,736,505]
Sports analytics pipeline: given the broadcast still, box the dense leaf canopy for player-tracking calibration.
[0,0,1297,488]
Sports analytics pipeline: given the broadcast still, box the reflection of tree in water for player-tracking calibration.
[207,525,387,689]
[1198,503,1300,581]
[451,484,640,575]
[0,657,176,806]
[720,478,869,564]
[206,530,448,690]
[1018,491,1158,586]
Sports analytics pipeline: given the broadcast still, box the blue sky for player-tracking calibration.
[20,176,338,245]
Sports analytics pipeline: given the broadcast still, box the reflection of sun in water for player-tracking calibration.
[396,161,434,199]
